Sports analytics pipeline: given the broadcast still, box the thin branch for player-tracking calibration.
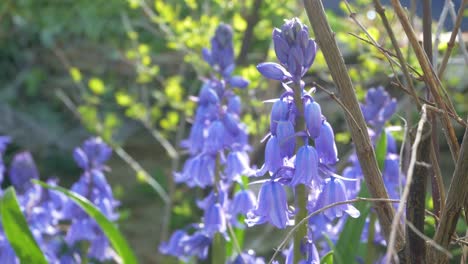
[437,0,468,78]
[312,82,360,129]
[433,1,450,65]
[390,0,460,163]
[406,221,452,258]
[385,104,429,264]
[429,117,468,263]
[236,0,263,65]
[55,90,171,204]
[303,0,404,250]
[373,0,420,108]
[267,197,401,264]
[347,33,423,78]
[391,82,467,127]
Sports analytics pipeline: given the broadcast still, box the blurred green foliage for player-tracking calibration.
[1,0,467,262]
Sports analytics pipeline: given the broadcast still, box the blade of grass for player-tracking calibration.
[0,187,48,264]
[33,180,138,264]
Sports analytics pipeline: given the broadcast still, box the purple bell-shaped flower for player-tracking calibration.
[314,177,360,221]
[315,121,338,165]
[290,145,319,187]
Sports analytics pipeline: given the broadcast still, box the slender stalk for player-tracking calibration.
[373,0,420,108]
[268,197,401,264]
[437,0,468,79]
[385,105,429,264]
[236,0,263,65]
[429,117,468,263]
[303,0,404,250]
[291,80,307,264]
[211,155,226,263]
[406,108,431,264]
[390,0,460,163]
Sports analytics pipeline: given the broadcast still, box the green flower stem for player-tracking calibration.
[292,81,307,263]
[212,154,226,263]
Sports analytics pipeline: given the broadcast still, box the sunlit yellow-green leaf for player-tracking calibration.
[184,0,197,9]
[165,76,183,103]
[69,67,82,83]
[125,103,147,120]
[115,91,133,107]
[88,77,106,95]
[233,13,247,31]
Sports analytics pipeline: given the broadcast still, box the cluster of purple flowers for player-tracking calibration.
[0,137,120,263]
[251,18,362,262]
[308,87,402,259]
[160,24,263,263]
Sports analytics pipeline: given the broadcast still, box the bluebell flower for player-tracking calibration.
[73,137,112,170]
[223,112,241,136]
[270,99,290,135]
[0,136,11,186]
[257,136,283,175]
[290,145,319,187]
[247,180,293,229]
[198,83,220,105]
[0,236,16,263]
[315,121,338,165]
[204,121,226,154]
[276,121,296,158]
[229,76,249,89]
[269,18,318,83]
[283,238,320,264]
[257,62,292,81]
[361,86,397,131]
[159,230,189,258]
[314,177,360,221]
[203,203,227,236]
[304,100,322,139]
[230,250,265,264]
[180,231,212,260]
[227,96,242,115]
[0,136,10,153]
[225,151,251,181]
[9,152,39,193]
[230,189,257,216]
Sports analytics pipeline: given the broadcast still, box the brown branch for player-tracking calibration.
[373,0,420,108]
[438,0,468,78]
[303,0,404,251]
[406,110,431,264]
[429,117,468,263]
[236,0,263,65]
[391,82,467,127]
[389,0,460,163]
[312,82,360,129]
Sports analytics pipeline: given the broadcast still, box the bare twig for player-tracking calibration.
[406,221,453,259]
[391,82,467,127]
[236,0,263,65]
[268,197,401,264]
[303,0,404,250]
[429,117,468,263]
[437,0,468,78]
[385,104,429,264]
[312,82,360,129]
[433,1,450,64]
[373,0,421,108]
[390,0,460,163]
[55,90,171,204]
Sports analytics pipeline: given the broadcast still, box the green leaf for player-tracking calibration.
[33,180,138,264]
[334,184,371,264]
[321,250,334,264]
[375,131,387,171]
[0,187,48,264]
